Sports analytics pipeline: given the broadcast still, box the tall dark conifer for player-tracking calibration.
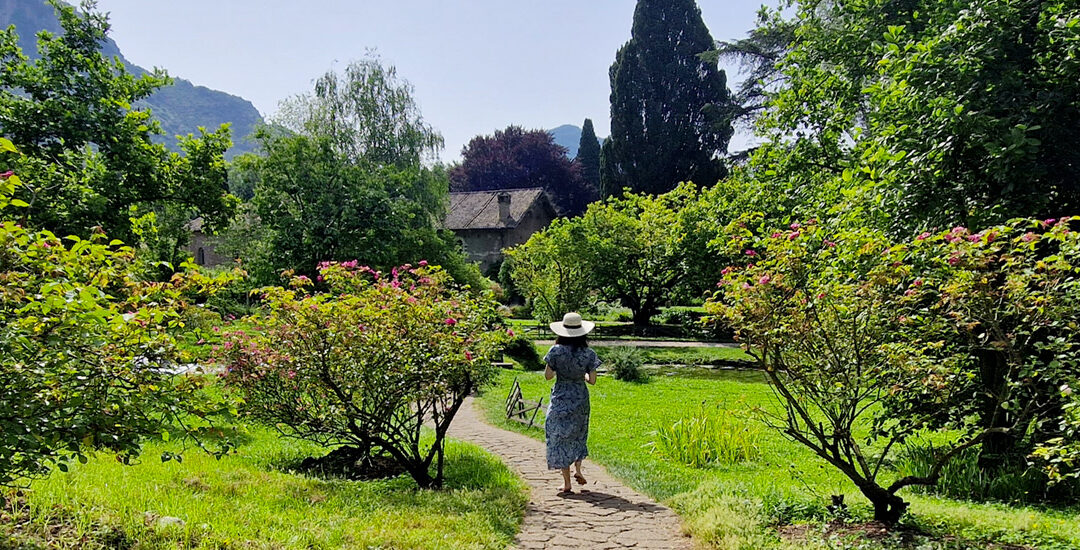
[576,118,601,194]
[603,0,734,196]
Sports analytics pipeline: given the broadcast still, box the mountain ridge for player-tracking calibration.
[0,0,262,158]
[548,124,603,159]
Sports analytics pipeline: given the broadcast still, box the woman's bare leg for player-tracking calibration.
[573,460,586,484]
[559,467,572,492]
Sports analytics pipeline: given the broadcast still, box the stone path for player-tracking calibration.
[449,399,694,550]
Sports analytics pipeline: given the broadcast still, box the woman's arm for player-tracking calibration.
[586,370,597,385]
[545,365,556,380]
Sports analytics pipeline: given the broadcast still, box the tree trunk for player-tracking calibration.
[976,348,1017,470]
[407,462,438,488]
[858,484,909,525]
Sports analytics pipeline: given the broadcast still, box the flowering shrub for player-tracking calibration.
[0,142,237,484]
[708,214,1080,521]
[898,219,1080,483]
[217,261,509,488]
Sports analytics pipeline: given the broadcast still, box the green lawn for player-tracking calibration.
[3,426,527,550]
[531,344,752,367]
[478,369,1080,549]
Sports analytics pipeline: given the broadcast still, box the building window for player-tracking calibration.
[196,247,206,266]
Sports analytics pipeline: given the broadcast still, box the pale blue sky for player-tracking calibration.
[93,0,768,160]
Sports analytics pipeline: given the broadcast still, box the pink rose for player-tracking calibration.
[745,249,757,257]
[916,232,931,241]
[758,275,771,285]
[445,318,457,326]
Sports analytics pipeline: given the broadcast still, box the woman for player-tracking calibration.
[543,312,600,494]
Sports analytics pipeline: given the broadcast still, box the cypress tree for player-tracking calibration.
[603,0,734,196]
[576,118,601,195]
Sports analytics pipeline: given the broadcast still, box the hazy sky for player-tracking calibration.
[92,0,768,160]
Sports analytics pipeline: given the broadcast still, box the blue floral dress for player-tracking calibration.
[543,345,601,469]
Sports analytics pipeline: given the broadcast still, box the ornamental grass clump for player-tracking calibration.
[217,261,510,488]
[651,404,762,468]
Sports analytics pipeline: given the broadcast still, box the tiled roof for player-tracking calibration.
[445,188,551,230]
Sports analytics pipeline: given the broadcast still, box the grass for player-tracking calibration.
[3,426,527,549]
[477,368,1080,549]
[530,344,753,366]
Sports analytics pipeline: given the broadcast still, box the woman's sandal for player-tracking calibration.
[574,473,587,485]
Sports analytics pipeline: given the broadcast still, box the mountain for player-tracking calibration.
[0,0,262,159]
[548,124,603,159]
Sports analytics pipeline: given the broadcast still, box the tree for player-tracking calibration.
[708,6,795,145]
[0,148,236,484]
[508,184,707,326]
[0,0,236,245]
[602,0,734,196]
[709,215,1080,522]
[743,0,1080,234]
[218,262,509,488]
[575,119,601,192]
[449,126,597,216]
[504,221,593,323]
[235,57,482,287]
[578,187,694,326]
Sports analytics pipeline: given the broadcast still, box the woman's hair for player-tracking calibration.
[555,335,589,348]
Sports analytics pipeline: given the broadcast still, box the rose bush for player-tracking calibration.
[708,214,1080,522]
[217,261,509,488]
[0,139,237,484]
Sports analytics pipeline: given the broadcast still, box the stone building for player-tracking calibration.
[445,188,557,273]
[185,217,229,268]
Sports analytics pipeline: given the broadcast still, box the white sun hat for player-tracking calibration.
[549,312,595,338]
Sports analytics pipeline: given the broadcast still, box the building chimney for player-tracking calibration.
[497,192,512,224]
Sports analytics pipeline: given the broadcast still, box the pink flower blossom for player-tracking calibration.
[967,234,981,242]
[1044,218,1057,226]
[904,289,915,296]
[951,226,967,234]
[824,240,837,248]
[445,318,457,326]
[788,231,800,240]
[790,222,802,230]
[507,329,515,337]
[916,232,931,241]
[758,275,771,285]
[741,283,752,290]
[948,254,961,266]
[465,351,473,361]
[0,171,13,179]
[745,249,757,257]
[1022,232,1037,242]
[817,293,825,299]
[419,260,428,267]
[286,370,297,379]
[721,266,734,275]
[914,278,924,286]
[771,232,783,238]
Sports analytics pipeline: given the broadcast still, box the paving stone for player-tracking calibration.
[448,398,692,549]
